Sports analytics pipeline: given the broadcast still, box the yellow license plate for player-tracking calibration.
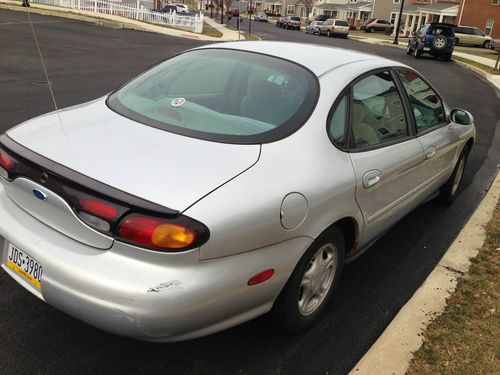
[6,243,43,290]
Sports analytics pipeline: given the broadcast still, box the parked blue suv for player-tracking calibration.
[406,23,455,61]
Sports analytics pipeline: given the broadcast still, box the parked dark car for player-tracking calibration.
[226,8,240,17]
[283,16,301,30]
[314,14,329,22]
[406,23,455,61]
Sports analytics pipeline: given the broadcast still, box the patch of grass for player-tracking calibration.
[407,201,500,375]
[225,24,261,40]
[201,21,223,37]
[452,55,500,75]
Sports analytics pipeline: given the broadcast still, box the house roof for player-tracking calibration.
[401,2,460,15]
[316,2,372,11]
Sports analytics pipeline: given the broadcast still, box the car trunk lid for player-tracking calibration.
[3,98,260,248]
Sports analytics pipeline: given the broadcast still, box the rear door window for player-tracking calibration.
[350,71,409,149]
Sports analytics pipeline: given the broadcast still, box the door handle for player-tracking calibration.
[426,146,436,159]
[363,170,382,189]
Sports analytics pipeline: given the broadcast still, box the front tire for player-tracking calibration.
[439,146,469,204]
[271,226,345,332]
[327,30,331,37]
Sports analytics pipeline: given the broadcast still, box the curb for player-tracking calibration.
[350,171,500,375]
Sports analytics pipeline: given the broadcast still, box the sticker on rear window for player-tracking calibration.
[171,97,186,107]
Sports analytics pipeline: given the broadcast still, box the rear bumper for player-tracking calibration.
[0,183,312,342]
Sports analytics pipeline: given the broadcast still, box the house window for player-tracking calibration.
[393,0,400,4]
[492,0,499,5]
[287,5,294,15]
[485,18,494,35]
[390,12,397,24]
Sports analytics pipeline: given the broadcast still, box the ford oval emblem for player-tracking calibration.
[32,189,47,201]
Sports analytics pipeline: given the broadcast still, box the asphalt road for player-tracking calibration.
[1,10,499,375]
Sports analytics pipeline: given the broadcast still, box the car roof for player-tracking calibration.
[197,42,401,77]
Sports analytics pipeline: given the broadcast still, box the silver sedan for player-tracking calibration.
[0,42,475,342]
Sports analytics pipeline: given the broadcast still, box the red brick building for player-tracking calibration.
[458,0,500,38]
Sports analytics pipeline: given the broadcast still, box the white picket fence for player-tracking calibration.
[32,0,204,33]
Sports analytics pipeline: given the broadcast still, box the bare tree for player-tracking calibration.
[223,0,234,12]
[302,0,313,18]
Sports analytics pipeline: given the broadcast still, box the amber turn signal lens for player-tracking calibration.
[151,223,195,249]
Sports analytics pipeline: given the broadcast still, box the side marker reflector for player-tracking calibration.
[247,269,275,286]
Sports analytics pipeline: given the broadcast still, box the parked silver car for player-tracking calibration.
[305,20,324,34]
[455,25,495,49]
[254,12,268,22]
[319,18,350,37]
[0,42,475,342]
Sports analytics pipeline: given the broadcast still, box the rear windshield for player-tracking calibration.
[107,49,319,144]
[429,25,454,37]
[335,20,349,26]
[291,17,301,21]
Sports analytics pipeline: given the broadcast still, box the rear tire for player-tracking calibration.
[271,226,345,332]
[414,47,422,58]
[327,30,331,37]
[438,146,469,204]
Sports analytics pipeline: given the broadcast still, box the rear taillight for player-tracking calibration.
[80,199,118,220]
[0,148,15,179]
[75,197,121,233]
[420,35,426,44]
[0,150,13,170]
[116,213,209,251]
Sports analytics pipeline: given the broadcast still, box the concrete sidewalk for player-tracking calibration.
[0,0,244,41]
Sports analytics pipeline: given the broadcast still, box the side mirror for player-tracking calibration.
[450,108,474,125]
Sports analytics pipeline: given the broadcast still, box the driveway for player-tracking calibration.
[1,10,499,375]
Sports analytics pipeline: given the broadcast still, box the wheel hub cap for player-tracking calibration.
[298,243,338,316]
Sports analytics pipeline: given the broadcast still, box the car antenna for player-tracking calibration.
[25,6,58,110]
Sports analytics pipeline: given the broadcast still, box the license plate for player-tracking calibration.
[6,243,43,290]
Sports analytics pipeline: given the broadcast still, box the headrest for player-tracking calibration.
[248,79,282,99]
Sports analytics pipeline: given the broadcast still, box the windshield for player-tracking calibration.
[107,49,318,144]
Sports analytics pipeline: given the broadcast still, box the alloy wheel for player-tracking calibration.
[298,243,338,316]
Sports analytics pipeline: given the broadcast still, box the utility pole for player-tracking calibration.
[393,0,405,44]
[248,0,252,34]
[220,0,223,24]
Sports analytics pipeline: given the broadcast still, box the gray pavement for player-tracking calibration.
[1,9,499,375]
